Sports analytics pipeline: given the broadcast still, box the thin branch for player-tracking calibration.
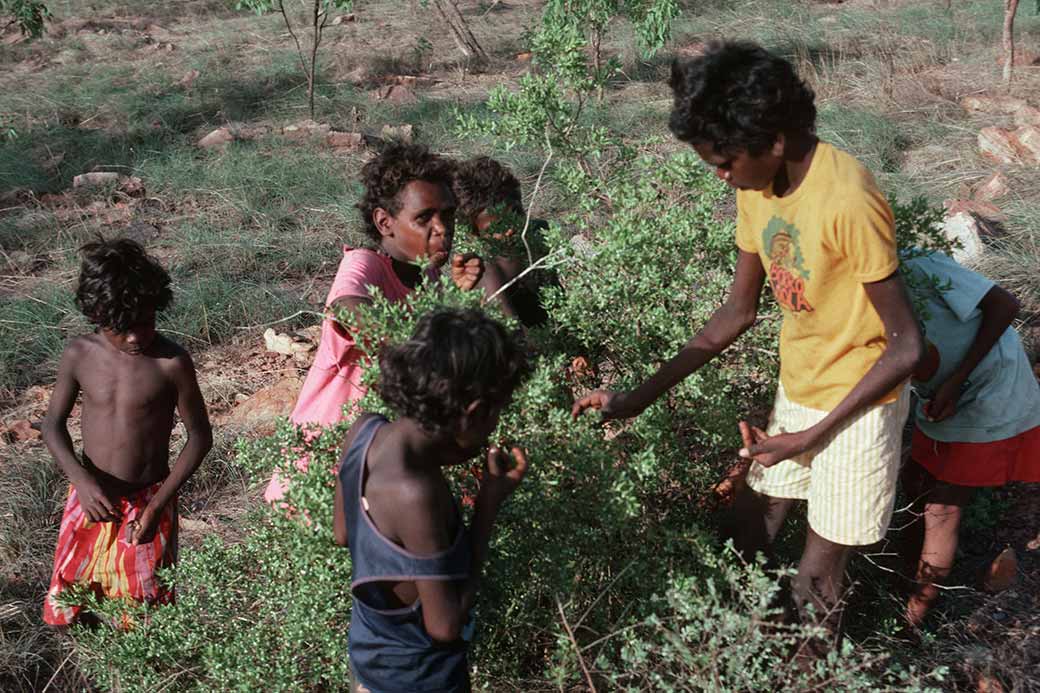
[277,0,310,83]
[519,136,554,266]
[233,309,326,330]
[484,246,570,304]
[556,597,598,693]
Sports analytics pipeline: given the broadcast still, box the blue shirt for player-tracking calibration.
[341,414,473,693]
[905,252,1040,443]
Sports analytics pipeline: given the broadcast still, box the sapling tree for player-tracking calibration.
[235,0,354,119]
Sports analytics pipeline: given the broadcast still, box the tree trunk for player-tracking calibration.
[1002,0,1020,87]
[431,0,487,62]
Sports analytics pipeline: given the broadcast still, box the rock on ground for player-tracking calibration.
[223,377,303,434]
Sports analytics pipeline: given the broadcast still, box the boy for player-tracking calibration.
[452,156,550,327]
[572,42,923,646]
[333,308,530,692]
[42,238,212,625]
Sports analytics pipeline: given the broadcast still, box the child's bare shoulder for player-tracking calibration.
[153,334,198,378]
[60,333,105,367]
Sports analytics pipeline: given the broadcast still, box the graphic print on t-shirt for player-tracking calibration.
[763,216,814,314]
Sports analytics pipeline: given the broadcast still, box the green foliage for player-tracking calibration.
[73,422,354,692]
[1,0,50,38]
[456,0,677,157]
[548,544,949,691]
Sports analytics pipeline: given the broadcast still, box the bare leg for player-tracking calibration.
[791,528,852,653]
[906,487,970,626]
[724,486,796,566]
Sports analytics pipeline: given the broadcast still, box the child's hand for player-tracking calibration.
[924,376,961,422]
[451,253,484,291]
[571,390,638,421]
[477,446,528,508]
[128,506,159,546]
[737,420,816,467]
[75,478,120,523]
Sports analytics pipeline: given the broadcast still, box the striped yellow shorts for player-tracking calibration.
[746,382,911,546]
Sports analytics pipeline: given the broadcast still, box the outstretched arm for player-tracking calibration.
[42,342,118,522]
[573,249,766,420]
[741,271,923,465]
[926,284,1019,421]
[132,352,212,544]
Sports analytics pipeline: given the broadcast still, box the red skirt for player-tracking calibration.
[43,483,177,626]
[911,424,1040,487]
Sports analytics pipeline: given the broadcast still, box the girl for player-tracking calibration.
[333,308,530,692]
[902,251,1040,627]
[264,143,483,502]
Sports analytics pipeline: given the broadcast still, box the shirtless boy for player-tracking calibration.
[42,238,212,625]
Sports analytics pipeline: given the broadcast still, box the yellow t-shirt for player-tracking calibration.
[736,142,900,411]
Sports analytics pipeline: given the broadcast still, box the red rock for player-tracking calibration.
[944,199,1006,222]
[960,95,1026,115]
[516,52,533,62]
[1014,105,1040,127]
[331,13,356,25]
[198,127,233,149]
[72,171,121,188]
[326,131,363,150]
[377,84,416,104]
[2,420,41,444]
[982,547,1018,593]
[978,127,1022,165]
[282,119,331,139]
[972,171,1010,202]
[224,377,303,433]
[1013,125,1040,164]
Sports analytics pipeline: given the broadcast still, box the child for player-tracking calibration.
[264,143,485,503]
[453,156,550,327]
[41,238,212,625]
[572,41,923,648]
[333,308,529,693]
[901,251,1040,627]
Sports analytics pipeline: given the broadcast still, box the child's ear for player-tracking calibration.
[373,207,395,238]
[771,133,785,158]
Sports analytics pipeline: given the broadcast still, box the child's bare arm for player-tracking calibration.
[926,284,1019,422]
[42,342,118,522]
[403,448,528,643]
[132,351,212,544]
[333,474,348,547]
[742,272,923,466]
[573,249,766,420]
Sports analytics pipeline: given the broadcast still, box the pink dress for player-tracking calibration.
[263,247,424,503]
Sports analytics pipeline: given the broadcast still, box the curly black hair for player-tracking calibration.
[669,41,816,156]
[452,156,524,225]
[377,308,529,437]
[356,142,455,243]
[75,237,173,332]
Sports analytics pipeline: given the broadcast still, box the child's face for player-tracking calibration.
[692,141,783,192]
[376,179,456,267]
[456,399,506,456]
[101,310,157,356]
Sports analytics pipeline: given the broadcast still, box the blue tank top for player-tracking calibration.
[341,415,473,693]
